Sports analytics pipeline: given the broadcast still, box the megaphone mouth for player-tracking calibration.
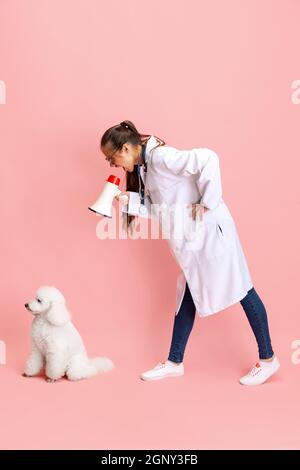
[88,207,112,218]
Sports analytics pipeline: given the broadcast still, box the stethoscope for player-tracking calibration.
[137,143,148,215]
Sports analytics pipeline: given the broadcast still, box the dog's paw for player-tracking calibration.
[45,377,56,383]
[22,372,33,377]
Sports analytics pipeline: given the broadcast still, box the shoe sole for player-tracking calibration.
[239,363,280,386]
[140,372,184,381]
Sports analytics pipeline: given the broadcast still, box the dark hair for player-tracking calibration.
[100,120,166,232]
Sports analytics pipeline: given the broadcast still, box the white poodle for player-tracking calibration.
[23,286,114,383]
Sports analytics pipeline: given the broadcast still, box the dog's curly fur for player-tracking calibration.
[24,286,114,382]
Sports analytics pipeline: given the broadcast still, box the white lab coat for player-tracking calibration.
[122,135,253,317]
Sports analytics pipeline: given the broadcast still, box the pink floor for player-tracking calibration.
[1,349,299,450]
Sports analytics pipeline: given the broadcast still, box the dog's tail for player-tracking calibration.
[67,356,114,380]
[89,356,114,375]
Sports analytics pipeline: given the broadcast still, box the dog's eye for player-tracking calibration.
[36,298,42,303]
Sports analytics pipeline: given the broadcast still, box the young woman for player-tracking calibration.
[101,120,280,385]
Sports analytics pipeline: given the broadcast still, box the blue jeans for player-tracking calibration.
[167,282,274,363]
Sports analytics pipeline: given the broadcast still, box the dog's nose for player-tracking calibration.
[24,303,29,308]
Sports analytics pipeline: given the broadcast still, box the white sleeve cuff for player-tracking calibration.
[121,191,152,218]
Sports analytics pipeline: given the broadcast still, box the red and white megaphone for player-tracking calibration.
[88,174,128,218]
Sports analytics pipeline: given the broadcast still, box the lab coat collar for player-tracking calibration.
[144,135,159,163]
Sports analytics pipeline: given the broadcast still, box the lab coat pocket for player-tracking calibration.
[216,220,233,242]
[203,220,232,260]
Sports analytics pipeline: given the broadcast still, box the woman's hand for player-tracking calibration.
[115,191,130,206]
[190,202,209,221]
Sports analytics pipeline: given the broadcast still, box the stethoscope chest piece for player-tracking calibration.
[139,205,148,215]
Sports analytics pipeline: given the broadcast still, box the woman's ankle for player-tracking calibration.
[260,354,274,362]
[167,359,182,365]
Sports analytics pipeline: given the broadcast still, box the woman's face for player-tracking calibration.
[101,141,139,173]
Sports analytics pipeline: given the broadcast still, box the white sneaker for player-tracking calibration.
[140,360,184,381]
[239,356,280,386]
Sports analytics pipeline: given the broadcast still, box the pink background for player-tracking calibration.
[1,0,300,450]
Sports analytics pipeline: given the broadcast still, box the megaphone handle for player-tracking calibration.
[116,188,129,202]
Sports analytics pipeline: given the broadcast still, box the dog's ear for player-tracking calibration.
[46,301,70,326]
